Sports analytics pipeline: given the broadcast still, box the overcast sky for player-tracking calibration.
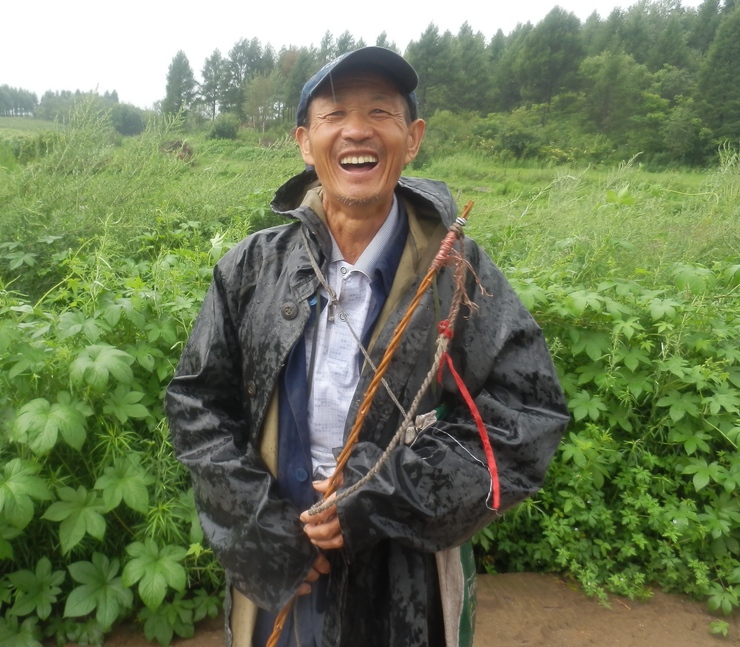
[3,0,704,110]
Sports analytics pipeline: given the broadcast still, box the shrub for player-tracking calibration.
[206,114,240,141]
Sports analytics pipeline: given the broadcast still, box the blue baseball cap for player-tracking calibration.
[296,46,419,126]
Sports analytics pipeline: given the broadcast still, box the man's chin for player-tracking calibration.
[335,193,383,207]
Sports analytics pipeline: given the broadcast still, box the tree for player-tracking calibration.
[648,14,690,71]
[285,49,317,124]
[221,38,264,117]
[515,8,584,116]
[243,72,283,132]
[452,23,492,113]
[489,23,533,112]
[0,85,38,116]
[375,32,399,53]
[162,50,196,116]
[405,23,456,116]
[579,50,649,137]
[111,103,145,136]
[687,0,722,53]
[317,31,335,66]
[696,6,740,140]
[661,97,712,163]
[335,31,356,56]
[201,49,226,119]
[487,29,506,65]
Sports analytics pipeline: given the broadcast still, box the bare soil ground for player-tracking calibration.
[90,573,738,647]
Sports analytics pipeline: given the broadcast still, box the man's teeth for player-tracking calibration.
[340,155,377,165]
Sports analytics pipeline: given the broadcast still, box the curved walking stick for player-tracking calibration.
[266,202,474,647]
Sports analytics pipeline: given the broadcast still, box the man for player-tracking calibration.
[165,47,569,647]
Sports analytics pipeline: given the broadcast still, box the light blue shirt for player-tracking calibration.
[304,196,400,478]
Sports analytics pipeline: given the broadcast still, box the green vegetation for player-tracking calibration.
[0,101,739,644]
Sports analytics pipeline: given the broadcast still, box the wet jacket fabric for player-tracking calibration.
[165,170,569,647]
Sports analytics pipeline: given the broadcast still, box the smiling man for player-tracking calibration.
[165,47,568,647]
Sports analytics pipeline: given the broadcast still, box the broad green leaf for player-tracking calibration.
[0,320,21,356]
[94,456,154,514]
[14,392,91,454]
[191,588,221,622]
[8,345,49,381]
[125,344,165,373]
[102,384,150,424]
[8,557,65,620]
[56,310,104,343]
[672,263,717,294]
[69,344,135,390]
[123,539,187,610]
[0,616,42,647]
[616,345,651,372]
[42,487,107,554]
[0,522,21,560]
[139,594,194,645]
[648,297,680,321]
[0,459,51,530]
[567,289,604,316]
[6,251,37,269]
[569,330,611,362]
[65,553,133,628]
[611,316,643,340]
[702,384,740,416]
[568,390,607,422]
[145,318,178,345]
[682,459,724,491]
[656,389,701,421]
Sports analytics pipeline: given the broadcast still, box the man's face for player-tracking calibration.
[295,72,425,212]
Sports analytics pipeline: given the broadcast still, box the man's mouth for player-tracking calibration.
[339,154,378,170]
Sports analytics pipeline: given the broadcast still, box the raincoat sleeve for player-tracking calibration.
[337,243,570,559]
[165,260,315,613]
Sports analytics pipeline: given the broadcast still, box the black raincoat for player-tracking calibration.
[165,171,569,646]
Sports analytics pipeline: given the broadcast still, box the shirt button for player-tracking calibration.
[295,468,308,482]
[340,267,348,275]
[281,302,298,319]
[246,381,257,397]
[339,313,347,322]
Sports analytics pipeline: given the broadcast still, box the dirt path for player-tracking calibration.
[96,573,738,647]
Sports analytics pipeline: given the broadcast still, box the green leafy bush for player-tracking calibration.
[207,114,240,141]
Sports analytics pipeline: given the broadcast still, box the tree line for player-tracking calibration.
[0,85,38,117]
[6,0,740,165]
[160,0,740,165]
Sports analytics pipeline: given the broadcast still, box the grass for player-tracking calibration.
[0,115,57,134]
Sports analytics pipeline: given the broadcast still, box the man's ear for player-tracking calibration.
[404,119,426,165]
[295,126,315,166]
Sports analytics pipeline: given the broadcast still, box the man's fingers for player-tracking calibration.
[303,515,344,549]
[313,553,331,574]
[298,554,331,596]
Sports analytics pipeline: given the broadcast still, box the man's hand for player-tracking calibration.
[296,552,331,596]
[299,478,344,550]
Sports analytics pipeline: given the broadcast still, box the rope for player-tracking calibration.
[300,228,409,421]
[308,239,468,515]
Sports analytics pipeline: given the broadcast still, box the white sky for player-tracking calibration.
[3,0,704,110]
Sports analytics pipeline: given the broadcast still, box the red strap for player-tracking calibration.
[436,336,500,511]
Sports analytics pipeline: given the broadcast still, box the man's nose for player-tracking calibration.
[341,112,373,140]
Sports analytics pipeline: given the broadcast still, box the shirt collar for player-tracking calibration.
[329,195,400,278]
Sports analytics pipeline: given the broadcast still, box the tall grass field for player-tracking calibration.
[1,105,739,644]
